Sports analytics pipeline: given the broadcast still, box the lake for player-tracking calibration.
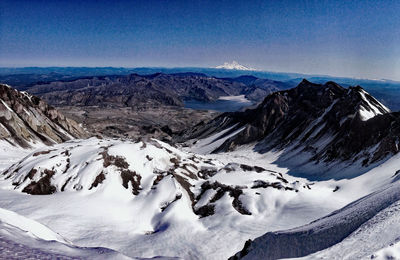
[184,95,254,112]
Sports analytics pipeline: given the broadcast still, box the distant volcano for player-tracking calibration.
[215,61,256,71]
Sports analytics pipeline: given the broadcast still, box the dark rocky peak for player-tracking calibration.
[347,85,390,118]
[180,80,398,176]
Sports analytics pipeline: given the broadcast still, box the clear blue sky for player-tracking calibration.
[1,0,400,80]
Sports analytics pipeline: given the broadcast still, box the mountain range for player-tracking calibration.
[179,79,399,179]
[2,67,400,111]
[0,78,399,259]
[23,73,292,108]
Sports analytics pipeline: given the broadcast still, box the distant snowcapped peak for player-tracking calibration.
[215,61,256,71]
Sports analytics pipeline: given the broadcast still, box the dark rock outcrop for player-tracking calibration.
[180,80,399,167]
[0,84,87,147]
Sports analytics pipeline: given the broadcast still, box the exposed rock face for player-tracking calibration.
[180,79,399,166]
[25,73,289,108]
[0,84,87,147]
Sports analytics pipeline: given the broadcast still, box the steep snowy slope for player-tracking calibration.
[298,199,400,259]
[0,137,348,259]
[231,178,400,260]
[181,80,398,179]
[0,84,87,148]
[0,207,132,260]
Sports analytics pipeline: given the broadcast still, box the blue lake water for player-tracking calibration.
[184,96,254,112]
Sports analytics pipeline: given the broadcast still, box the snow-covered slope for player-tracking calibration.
[369,241,400,260]
[297,198,400,259]
[1,138,400,259]
[231,178,400,260]
[0,207,68,243]
[0,207,132,260]
[0,137,350,259]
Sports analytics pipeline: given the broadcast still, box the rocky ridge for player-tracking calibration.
[0,84,87,148]
[179,79,399,169]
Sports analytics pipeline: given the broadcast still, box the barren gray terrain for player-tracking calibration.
[58,105,219,141]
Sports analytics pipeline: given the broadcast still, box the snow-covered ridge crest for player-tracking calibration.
[355,87,390,121]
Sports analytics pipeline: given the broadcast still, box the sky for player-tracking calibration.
[1,0,400,80]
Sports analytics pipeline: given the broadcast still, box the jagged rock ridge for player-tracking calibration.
[180,79,399,167]
[0,84,87,148]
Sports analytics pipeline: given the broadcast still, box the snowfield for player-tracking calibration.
[0,138,347,259]
[234,180,400,259]
[0,136,400,259]
[0,207,133,260]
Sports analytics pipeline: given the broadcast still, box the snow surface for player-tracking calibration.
[1,135,400,259]
[0,207,133,260]
[293,197,400,259]
[0,137,352,260]
[370,240,400,260]
[0,140,33,171]
[238,179,400,259]
[358,89,390,121]
[189,124,246,154]
[0,207,68,243]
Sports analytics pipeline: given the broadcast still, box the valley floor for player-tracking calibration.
[57,105,219,141]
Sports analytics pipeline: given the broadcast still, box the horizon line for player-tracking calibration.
[0,65,398,83]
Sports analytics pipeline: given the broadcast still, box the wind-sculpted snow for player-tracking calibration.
[231,180,400,260]
[0,137,327,259]
[1,138,308,217]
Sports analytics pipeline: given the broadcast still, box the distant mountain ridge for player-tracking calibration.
[2,67,399,111]
[24,73,291,108]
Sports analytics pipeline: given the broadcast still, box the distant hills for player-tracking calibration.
[1,66,400,110]
[19,73,292,108]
